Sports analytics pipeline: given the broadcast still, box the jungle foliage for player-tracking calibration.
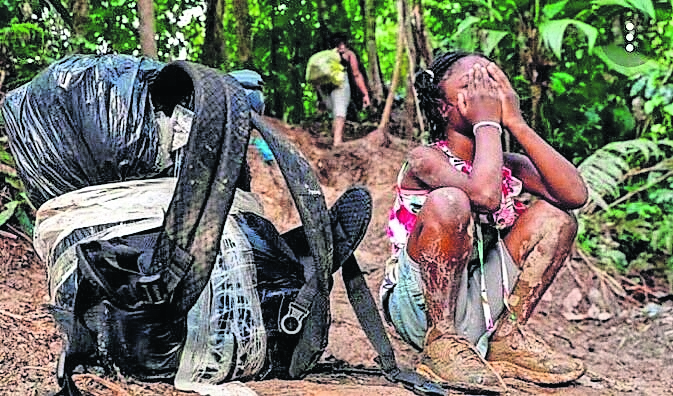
[0,0,672,287]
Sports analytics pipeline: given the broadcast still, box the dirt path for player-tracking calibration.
[1,120,671,395]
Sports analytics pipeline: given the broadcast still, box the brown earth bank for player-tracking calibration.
[1,117,672,395]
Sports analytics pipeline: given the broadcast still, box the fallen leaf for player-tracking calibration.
[562,287,583,313]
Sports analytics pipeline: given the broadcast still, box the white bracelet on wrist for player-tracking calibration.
[473,121,502,135]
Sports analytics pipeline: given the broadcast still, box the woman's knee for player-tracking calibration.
[531,200,578,237]
[408,187,474,267]
[418,187,472,229]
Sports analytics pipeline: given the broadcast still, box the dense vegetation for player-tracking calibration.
[0,0,672,290]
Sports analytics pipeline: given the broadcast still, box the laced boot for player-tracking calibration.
[416,328,506,394]
[486,324,585,384]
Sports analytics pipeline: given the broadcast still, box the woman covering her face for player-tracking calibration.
[380,51,588,394]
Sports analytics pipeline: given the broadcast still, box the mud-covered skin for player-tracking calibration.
[406,190,585,386]
[485,199,586,384]
[497,199,578,334]
[403,51,589,389]
[407,187,474,336]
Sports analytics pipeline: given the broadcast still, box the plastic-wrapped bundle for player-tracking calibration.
[34,178,177,311]
[175,216,267,390]
[1,54,166,206]
[34,179,268,389]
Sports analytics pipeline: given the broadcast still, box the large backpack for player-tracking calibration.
[3,55,447,396]
[305,49,346,88]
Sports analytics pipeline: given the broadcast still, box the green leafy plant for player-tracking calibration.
[578,138,673,286]
[0,132,35,236]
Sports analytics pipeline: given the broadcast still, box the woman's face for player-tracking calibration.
[437,55,492,133]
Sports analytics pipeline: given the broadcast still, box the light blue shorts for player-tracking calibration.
[385,240,519,351]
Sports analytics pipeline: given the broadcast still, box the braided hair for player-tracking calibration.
[415,51,475,142]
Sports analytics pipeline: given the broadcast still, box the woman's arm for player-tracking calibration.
[407,128,504,212]
[405,65,504,212]
[487,62,588,209]
[346,50,370,107]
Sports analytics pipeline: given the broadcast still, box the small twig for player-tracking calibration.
[22,366,52,372]
[0,309,26,321]
[6,224,33,249]
[551,331,574,348]
[608,169,673,210]
[0,229,17,239]
[565,259,585,289]
[576,249,626,297]
[74,373,128,395]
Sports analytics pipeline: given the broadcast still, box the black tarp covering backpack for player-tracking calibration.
[2,55,447,396]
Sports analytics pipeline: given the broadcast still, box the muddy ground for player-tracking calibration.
[1,119,672,395]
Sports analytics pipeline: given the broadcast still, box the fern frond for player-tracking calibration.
[579,139,671,211]
[651,214,673,255]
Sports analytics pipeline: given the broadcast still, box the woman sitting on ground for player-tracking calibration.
[380,51,588,393]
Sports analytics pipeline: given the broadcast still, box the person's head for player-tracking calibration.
[330,32,349,51]
[415,51,495,142]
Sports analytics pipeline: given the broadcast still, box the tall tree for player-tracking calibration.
[232,0,251,67]
[364,0,384,107]
[402,0,420,139]
[373,0,406,146]
[410,0,432,68]
[70,0,89,38]
[202,0,226,67]
[137,0,157,58]
[269,0,282,118]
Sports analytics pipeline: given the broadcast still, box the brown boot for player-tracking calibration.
[486,326,585,384]
[416,331,507,394]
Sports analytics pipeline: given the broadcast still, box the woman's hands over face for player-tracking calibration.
[457,64,502,126]
[486,62,525,130]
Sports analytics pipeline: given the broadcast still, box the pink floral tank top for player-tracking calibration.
[386,141,527,256]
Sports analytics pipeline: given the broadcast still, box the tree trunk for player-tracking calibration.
[270,0,283,118]
[402,0,416,139]
[71,0,89,38]
[316,0,331,48]
[373,0,405,145]
[201,0,226,67]
[137,0,157,58]
[411,0,432,68]
[232,0,252,67]
[364,0,384,107]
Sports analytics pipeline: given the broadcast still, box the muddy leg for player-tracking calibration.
[496,200,578,336]
[407,187,473,338]
[487,199,584,384]
[332,116,345,147]
[409,187,506,392]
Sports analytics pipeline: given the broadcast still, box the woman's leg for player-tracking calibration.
[408,187,505,392]
[487,199,584,384]
[330,80,350,147]
[499,199,578,331]
[407,187,473,337]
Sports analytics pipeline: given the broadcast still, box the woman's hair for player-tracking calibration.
[415,50,486,142]
[330,32,349,48]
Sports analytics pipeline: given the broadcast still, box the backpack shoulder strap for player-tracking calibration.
[250,113,333,378]
[149,61,253,315]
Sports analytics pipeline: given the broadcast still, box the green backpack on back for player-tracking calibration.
[305,49,345,87]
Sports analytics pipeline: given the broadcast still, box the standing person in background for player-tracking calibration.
[316,32,370,148]
[380,51,588,393]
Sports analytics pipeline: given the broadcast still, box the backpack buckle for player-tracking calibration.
[136,274,166,305]
[280,302,308,335]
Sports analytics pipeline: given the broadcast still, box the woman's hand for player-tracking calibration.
[457,64,502,126]
[486,62,525,130]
